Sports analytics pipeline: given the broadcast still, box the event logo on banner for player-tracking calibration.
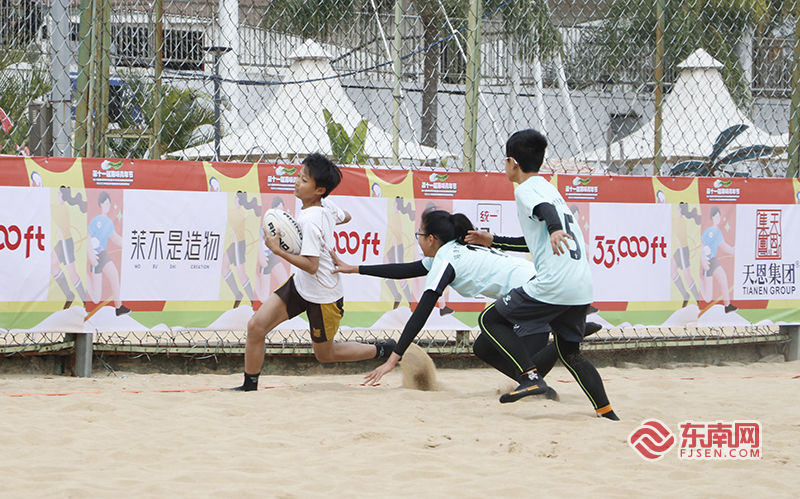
[735,205,799,300]
[120,190,228,301]
[0,187,50,301]
[589,203,672,302]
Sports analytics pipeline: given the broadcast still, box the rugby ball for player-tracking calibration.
[263,209,302,255]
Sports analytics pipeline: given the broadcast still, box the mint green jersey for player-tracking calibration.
[515,176,593,305]
[422,240,536,300]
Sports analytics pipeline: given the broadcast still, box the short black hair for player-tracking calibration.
[302,152,342,198]
[505,129,548,173]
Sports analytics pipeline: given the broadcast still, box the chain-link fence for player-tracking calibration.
[2,0,798,172]
[1,0,798,363]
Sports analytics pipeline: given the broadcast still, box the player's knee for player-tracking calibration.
[313,349,335,363]
[246,316,268,339]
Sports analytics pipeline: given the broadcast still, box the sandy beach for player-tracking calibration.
[0,356,797,499]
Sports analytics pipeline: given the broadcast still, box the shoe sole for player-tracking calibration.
[499,384,548,403]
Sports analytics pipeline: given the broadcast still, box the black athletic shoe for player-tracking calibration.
[115,305,131,316]
[725,303,738,314]
[585,321,602,337]
[599,410,620,421]
[439,306,454,316]
[587,305,599,315]
[500,370,548,403]
[544,386,560,402]
[219,385,257,392]
[376,339,397,359]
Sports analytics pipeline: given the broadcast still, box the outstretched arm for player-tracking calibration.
[331,252,428,278]
[466,230,530,252]
[363,289,439,386]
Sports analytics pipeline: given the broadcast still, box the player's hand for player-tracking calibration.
[465,230,493,247]
[264,230,282,253]
[550,230,573,255]
[88,251,98,267]
[330,251,357,274]
[363,356,398,386]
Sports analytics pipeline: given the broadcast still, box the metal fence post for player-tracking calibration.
[783,325,800,361]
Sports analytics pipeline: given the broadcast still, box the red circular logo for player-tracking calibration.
[628,419,676,461]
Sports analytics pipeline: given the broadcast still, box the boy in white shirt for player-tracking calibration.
[228,153,395,391]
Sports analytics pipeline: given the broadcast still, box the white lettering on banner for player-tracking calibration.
[120,190,227,301]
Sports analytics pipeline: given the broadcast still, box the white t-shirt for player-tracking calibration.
[293,198,346,304]
[515,176,593,305]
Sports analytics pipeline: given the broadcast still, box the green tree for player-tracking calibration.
[108,76,214,158]
[263,0,563,149]
[323,108,369,164]
[0,66,50,154]
[596,0,774,107]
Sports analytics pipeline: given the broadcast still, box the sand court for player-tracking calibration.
[0,360,798,498]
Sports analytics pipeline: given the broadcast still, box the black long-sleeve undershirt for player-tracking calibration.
[358,260,455,358]
[532,202,563,235]
[358,261,428,280]
[490,235,528,252]
[489,202,562,253]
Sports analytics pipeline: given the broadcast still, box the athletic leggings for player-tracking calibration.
[477,305,610,411]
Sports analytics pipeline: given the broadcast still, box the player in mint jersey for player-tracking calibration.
[480,129,618,420]
[333,208,601,394]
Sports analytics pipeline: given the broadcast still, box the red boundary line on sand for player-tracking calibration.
[0,382,387,398]
[3,376,796,397]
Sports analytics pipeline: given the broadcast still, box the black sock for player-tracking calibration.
[243,372,260,391]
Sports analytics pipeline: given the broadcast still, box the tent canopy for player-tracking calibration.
[170,40,455,165]
[577,49,787,173]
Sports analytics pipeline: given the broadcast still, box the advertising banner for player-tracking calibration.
[1,156,798,334]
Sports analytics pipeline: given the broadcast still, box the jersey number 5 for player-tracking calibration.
[563,213,581,261]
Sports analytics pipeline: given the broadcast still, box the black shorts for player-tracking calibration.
[673,246,691,270]
[54,238,76,266]
[226,240,246,266]
[705,256,721,277]
[274,275,344,343]
[260,253,281,274]
[494,287,588,343]
[91,250,111,274]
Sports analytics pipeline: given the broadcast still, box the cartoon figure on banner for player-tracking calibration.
[51,186,88,309]
[30,170,43,187]
[417,201,453,315]
[700,206,737,314]
[221,191,261,309]
[672,202,702,308]
[255,196,291,304]
[384,196,416,309]
[87,191,130,316]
